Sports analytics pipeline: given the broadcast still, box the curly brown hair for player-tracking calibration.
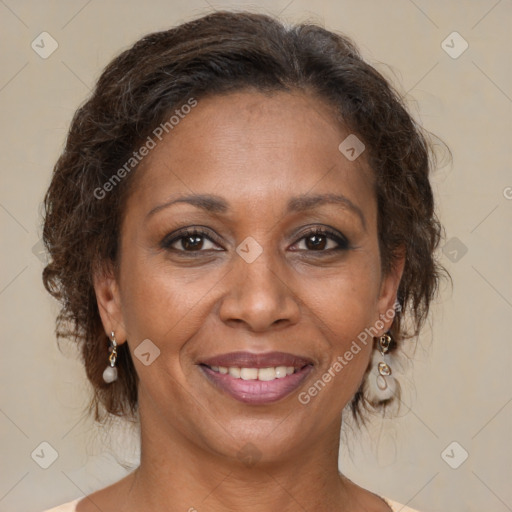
[42,11,446,424]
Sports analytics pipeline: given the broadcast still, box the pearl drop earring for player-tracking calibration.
[364,332,397,405]
[376,333,392,392]
[102,331,118,383]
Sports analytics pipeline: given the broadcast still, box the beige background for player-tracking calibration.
[1,1,511,511]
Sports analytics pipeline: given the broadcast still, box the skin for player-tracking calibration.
[88,90,405,512]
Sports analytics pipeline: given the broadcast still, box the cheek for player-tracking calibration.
[117,258,217,402]
[303,255,380,381]
[118,250,224,352]
[305,255,381,337]
[298,275,377,410]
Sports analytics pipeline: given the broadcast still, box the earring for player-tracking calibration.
[102,331,118,383]
[376,333,393,391]
[364,332,397,405]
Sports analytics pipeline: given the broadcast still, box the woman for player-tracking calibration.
[41,10,444,512]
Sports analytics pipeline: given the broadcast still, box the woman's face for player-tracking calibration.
[96,90,402,463]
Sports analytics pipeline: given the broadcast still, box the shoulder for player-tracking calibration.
[41,498,83,512]
[384,497,422,512]
[41,494,419,512]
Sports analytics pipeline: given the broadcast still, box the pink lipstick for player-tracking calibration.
[199,351,313,404]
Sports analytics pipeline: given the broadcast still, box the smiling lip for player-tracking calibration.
[199,351,314,404]
[200,351,313,369]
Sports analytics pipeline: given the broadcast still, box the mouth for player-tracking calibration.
[198,351,314,404]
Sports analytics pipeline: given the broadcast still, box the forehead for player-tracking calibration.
[126,90,375,221]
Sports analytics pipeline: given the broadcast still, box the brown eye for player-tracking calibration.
[181,234,205,251]
[292,228,349,252]
[161,228,223,252]
[305,233,328,250]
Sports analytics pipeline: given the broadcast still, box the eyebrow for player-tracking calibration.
[147,194,229,219]
[287,193,366,229]
[147,192,366,229]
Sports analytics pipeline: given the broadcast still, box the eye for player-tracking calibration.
[161,228,223,252]
[161,226,349,254]
[291,227,349,252]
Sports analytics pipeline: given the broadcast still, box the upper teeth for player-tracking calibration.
[210,366,296,381]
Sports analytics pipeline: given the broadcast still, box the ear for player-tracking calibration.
[376,246,406,332]
[93,264,128,344]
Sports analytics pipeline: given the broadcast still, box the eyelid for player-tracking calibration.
[160,226,224,251]
[161,224,350,253]
[290,226,350,251]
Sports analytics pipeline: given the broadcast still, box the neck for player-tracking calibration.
[120,403,355,511]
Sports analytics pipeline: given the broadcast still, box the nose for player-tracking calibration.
[218,252,301,332]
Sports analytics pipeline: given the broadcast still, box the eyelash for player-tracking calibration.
[161,226,350,255]
[292,227,350,252]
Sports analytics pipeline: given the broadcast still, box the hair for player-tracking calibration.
[42,10,446,424]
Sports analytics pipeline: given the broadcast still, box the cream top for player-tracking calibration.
[42,496,421,511]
